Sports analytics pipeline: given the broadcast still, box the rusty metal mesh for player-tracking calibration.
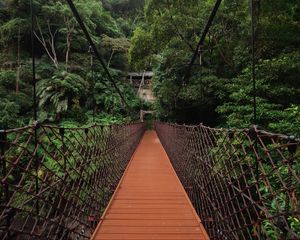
[155,122,300,240]
[0,123,145,239]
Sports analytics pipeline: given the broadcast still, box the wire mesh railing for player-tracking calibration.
[0,122,145,240]
[155,122,300,240]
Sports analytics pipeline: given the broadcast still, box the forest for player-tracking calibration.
[0,0,145,128]
[0,1,300,239]
[0,0,299,135]
[130,0,300,134]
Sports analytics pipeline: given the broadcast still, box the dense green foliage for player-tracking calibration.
[130,0,300,135]
[0,1,299,239]
[0,0,144,128]
[2,0,298,134]
[128,3,300,237]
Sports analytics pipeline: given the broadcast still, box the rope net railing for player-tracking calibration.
[155,122,300,240]
[0,122,145,240]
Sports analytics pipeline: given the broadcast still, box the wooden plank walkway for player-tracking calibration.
[91,131,209,240]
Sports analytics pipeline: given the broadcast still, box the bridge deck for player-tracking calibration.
[91,131,209,240]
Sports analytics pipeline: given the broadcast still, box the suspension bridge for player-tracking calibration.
[0,122,299,239]
[0,0,299,239]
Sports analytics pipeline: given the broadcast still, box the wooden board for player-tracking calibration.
[91,131,209,240]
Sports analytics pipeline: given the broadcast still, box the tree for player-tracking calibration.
[130,0,300,130]
[0,99,20,128]
[0,0,145,127]
[217,51,300,135]
[101,34,130,68]
[37,71,88,121]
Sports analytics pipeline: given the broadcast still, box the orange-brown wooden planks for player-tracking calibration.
[91,131,209,240]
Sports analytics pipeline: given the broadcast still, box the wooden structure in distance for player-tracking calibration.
[127,71,155,103]
[91,131,209,240]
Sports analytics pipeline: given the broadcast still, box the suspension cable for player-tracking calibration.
[30,0,37,122]
[164,0,194,52]
[66,0,131,112]
[30,0,40,216]
[88,46,96,122]
[182,0,222,84]
[251,0,257,125]
[175,0,222,99]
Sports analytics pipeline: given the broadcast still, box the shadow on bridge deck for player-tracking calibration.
[91,131,209,240]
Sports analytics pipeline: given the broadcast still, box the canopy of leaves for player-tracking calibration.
[0,0,143,127]
[130,0,300,134]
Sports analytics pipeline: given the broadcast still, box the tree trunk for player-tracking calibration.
[34,19,59,69]
[64,17,74,71]
[107,50,115,68]
[65,32,71,71]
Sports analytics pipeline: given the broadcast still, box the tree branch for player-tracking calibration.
[34,19,58,68]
